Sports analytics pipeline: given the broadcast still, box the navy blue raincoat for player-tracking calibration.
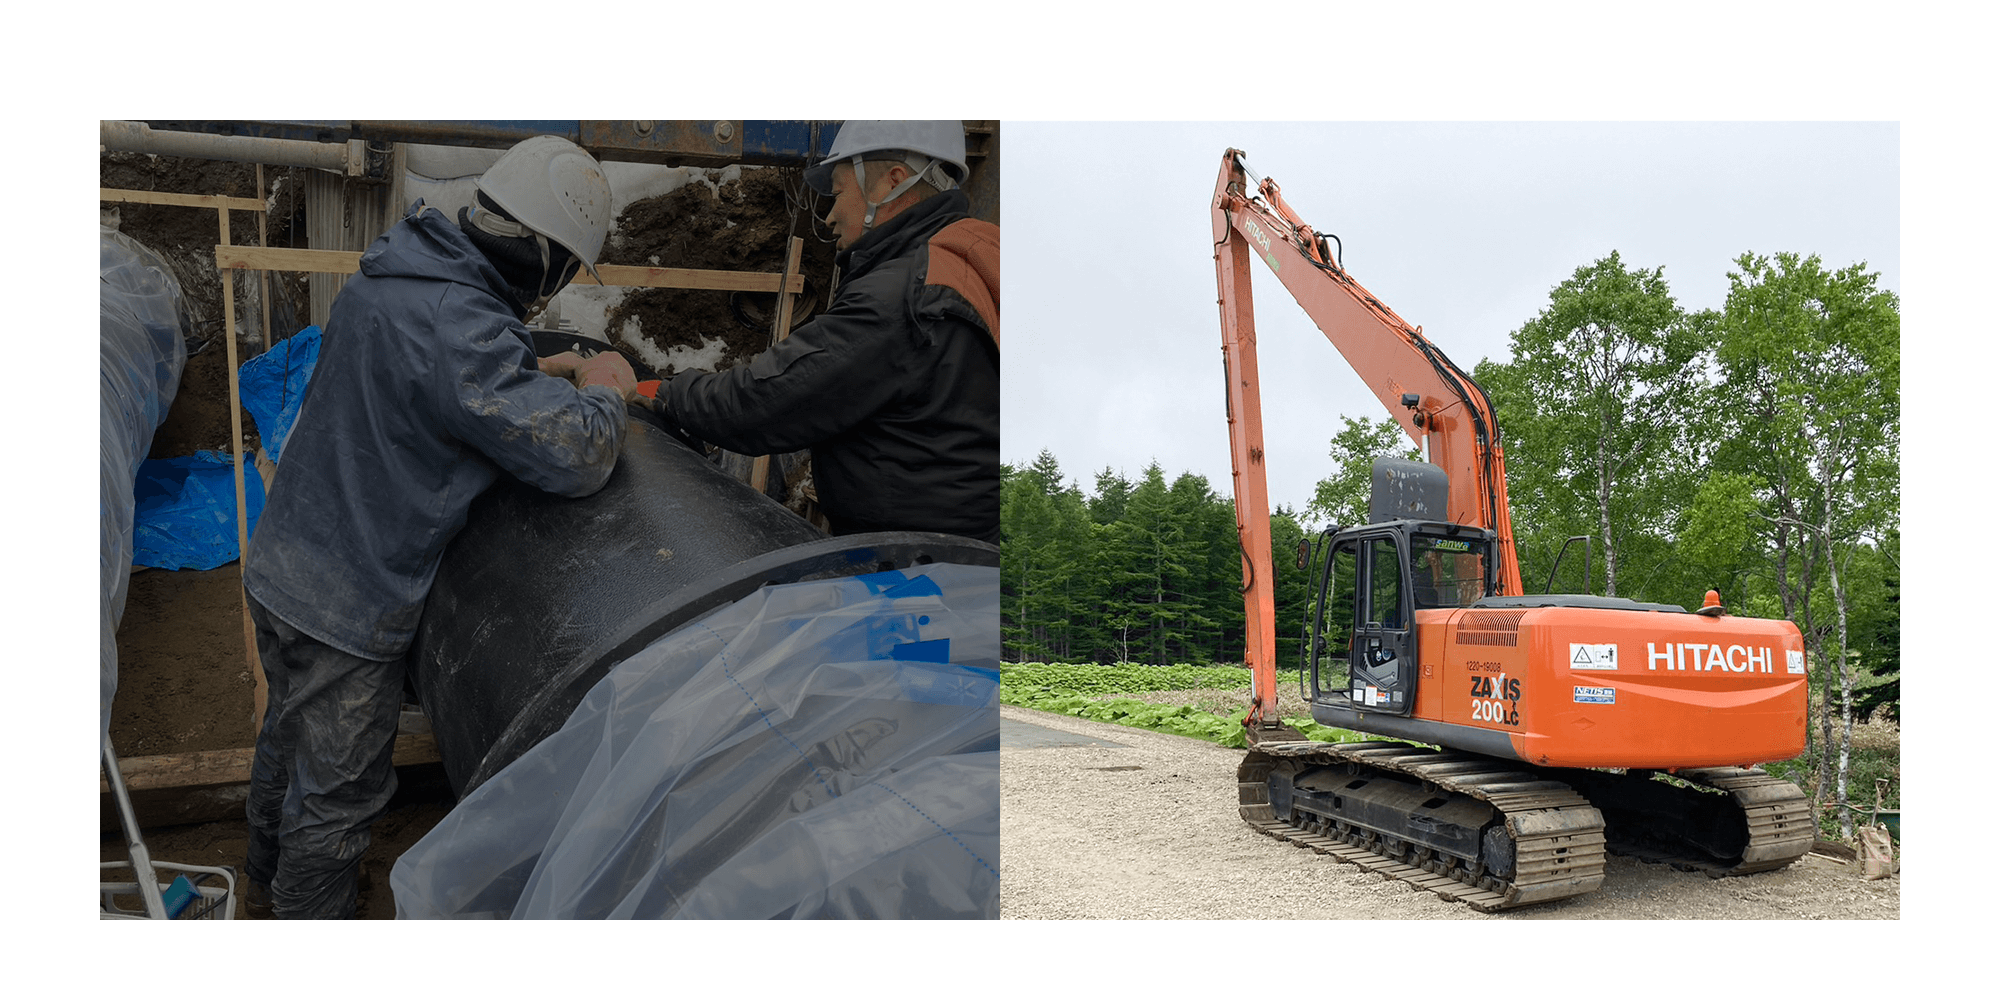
[243,202,626,661]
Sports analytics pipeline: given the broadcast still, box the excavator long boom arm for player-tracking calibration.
[1214,148,1524,727]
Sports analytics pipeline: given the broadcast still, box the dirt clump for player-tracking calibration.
[601,167,837,374]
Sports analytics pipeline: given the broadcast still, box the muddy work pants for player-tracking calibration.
[244,594,402,919]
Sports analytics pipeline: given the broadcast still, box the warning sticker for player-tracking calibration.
[1574,686,1616,704]
[1787,650,1806,675]
[1571,643,1619,670]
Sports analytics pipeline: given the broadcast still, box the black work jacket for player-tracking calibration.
[663,190,999,542]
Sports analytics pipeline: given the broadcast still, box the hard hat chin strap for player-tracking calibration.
[852,154,940,232]
[472,202,562,316]
[470,201,552,296]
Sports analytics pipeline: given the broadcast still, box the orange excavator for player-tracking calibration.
[1213,148,1813,910]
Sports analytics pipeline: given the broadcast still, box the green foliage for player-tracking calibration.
[1710,252,1899,609]
[1484,251,1709,599]
[1847,531,1900,722]
[999,662,1368,748]
[1000,660,1255,697]
[1306,416,1418,526]
[1001,457,1247,666]
[1762,746,1900,839]
[1673,470,1766,605]
[1712,251,1899,809]
[1001,452,1097,662]
[1269,506,1310,665]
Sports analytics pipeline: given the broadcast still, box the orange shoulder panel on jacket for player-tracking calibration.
[926,219,1000,346]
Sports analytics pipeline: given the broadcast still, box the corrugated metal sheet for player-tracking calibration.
[306,146,405,329]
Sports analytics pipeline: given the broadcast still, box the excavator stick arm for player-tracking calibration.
[1214,151,1282,730]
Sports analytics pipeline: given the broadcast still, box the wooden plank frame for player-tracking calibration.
[213,245,805,294]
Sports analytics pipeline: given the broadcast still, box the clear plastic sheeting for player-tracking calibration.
[392,562,999,919]
[99,226,189,741]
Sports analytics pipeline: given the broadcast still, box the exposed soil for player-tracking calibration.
[600,167,836,376]
[102,150,314,458]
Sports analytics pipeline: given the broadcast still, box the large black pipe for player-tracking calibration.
[409,382,995,796]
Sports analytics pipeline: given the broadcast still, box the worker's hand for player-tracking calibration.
[574,351,639,403]
[538,351,585,380]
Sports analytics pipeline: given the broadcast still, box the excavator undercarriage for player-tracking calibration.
[1238,733,1812,911]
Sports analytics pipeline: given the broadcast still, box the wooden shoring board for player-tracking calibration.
[100,734,441,795]
[576,262,806,292]
[99,735,443,831]
[101,187,263,213]
[748,236,806,492]
[216,204,265,739]
[214,246,807,293]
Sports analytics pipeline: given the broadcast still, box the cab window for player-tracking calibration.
[1411,533,1487,609]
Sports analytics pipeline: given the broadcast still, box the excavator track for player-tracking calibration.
[1557,766,1814,877]
[1240,735,1813,911]
[1238,738,1607,912]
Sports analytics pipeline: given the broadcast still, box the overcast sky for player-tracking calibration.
[1000,122,1900,522]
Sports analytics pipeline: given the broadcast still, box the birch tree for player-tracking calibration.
[1715,251,1899,834]
[1490,252,1708,597]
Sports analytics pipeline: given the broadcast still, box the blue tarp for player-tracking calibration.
[126,329,317,571]
[131,451,266,571]
[237,326,320,461]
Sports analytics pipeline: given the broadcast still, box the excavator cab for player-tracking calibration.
[1304,459,1495,717]
[1306,521,1495,716]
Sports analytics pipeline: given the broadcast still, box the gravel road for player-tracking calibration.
[1000,705,1900,920]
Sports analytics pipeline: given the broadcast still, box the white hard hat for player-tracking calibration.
[474,135,613,284]
[804,120,968,197]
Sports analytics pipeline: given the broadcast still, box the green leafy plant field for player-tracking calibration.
[1000,661,1373,748]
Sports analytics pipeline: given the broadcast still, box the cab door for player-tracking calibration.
[1309,529,1415,715]
[1350,531,1415,714]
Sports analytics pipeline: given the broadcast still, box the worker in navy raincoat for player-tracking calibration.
[659,121,999,543]
[239,136,637,919]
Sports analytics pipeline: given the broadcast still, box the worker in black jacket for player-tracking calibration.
[660,121,999,543]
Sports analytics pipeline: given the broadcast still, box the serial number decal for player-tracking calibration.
[1466,660,1504,674]
[1574,686,1616,704]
